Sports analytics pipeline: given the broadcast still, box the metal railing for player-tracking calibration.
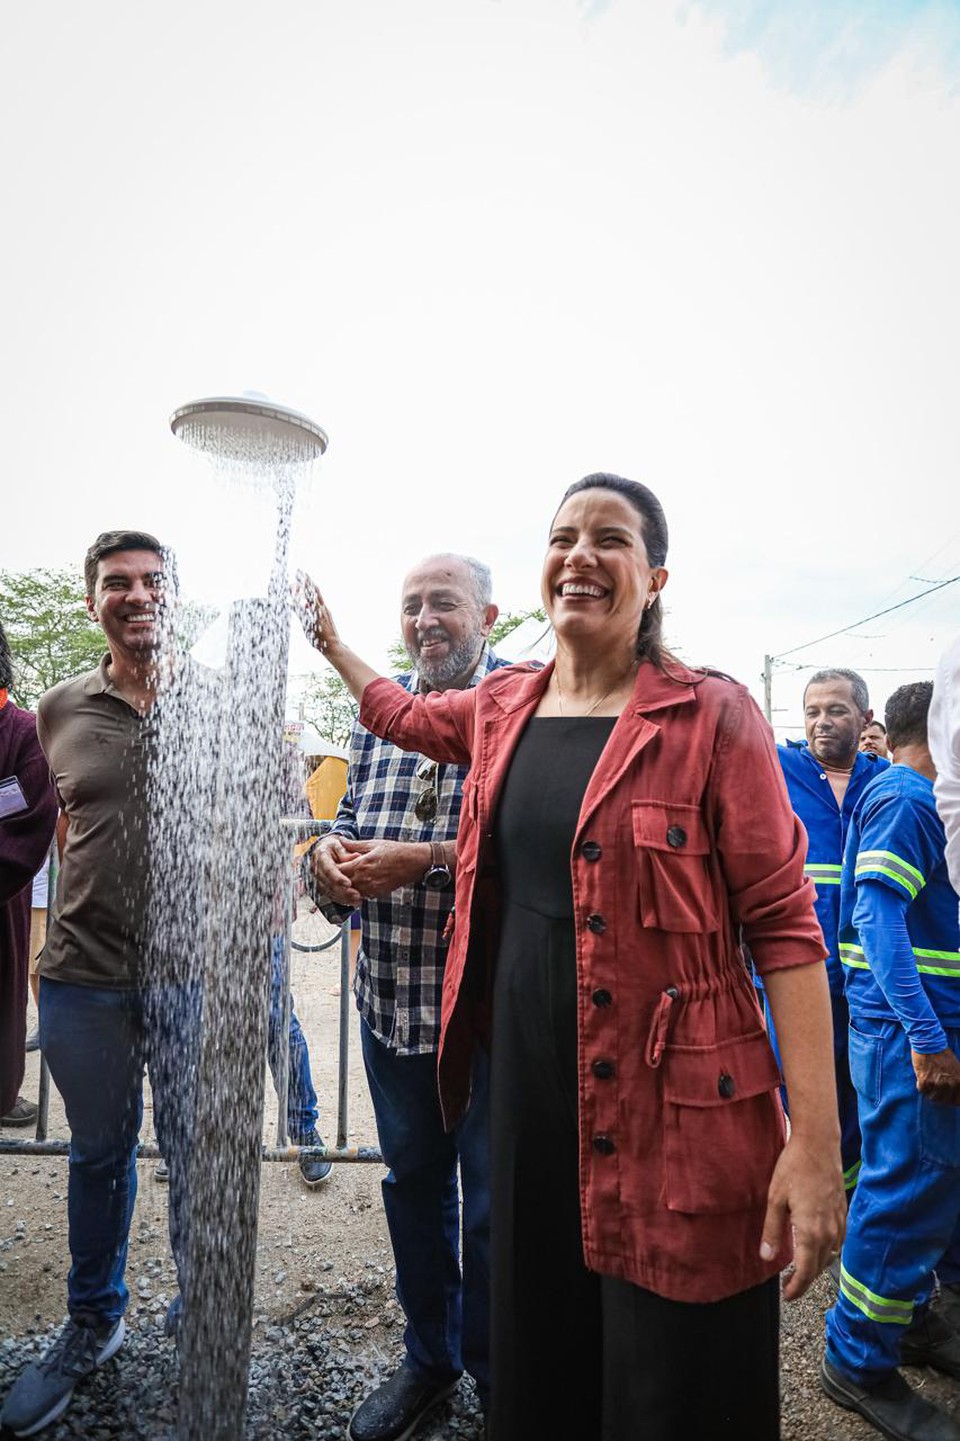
[0,825,383,1167]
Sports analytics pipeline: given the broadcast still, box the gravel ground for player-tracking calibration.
[4,934,958,1439]
[0,1272,484,1441]
[2,1270,959,1439]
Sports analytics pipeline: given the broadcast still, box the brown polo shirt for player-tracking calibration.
[36,657,150,988]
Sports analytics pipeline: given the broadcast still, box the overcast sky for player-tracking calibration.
[2,0,957,732]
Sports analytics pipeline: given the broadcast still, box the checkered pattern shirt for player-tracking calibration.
[318,644,508,1055]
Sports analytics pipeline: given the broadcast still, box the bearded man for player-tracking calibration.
[305,554,506,1441]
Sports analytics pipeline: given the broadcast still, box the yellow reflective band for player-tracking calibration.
[839,1264,914,1326]
[855,850,924,901]
[839,945,869,971]
[855,863,919,900]
[915,960,960,978]
[804,864,842,885]
[858,850,924,885]
[843,1159,861,1191]
[839,944,960,979]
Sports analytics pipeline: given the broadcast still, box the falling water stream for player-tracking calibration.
[152,398,327,1439]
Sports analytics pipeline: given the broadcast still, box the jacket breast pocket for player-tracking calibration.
[632,801,719,933]
[661,1032,784,1214]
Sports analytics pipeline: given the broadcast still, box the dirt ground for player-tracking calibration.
[1,909,390,1343]
[2,906,959,1438]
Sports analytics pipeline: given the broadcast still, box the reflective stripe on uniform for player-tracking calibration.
[843,1158,861,1192]
[804,863,842,886]
[854,849,925,900]
[839,944,870,970]
[839,942,960,978]
[839,1264,914,1326]
[912,947,960,978]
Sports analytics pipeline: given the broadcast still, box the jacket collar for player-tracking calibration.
[483,657,702,718]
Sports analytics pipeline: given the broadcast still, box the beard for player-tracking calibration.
[811,730,857,766]
[408,629,481,689]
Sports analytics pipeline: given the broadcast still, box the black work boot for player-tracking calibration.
[821,1356,960,1440]
[900,1308,960,1380]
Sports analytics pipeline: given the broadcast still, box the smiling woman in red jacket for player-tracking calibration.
[298,473,844,1440]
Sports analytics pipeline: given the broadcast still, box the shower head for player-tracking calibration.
[170,395,328,469]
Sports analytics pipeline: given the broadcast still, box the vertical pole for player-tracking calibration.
[763,654,773,724]
[337,923,351,1152]
[36,842,58,1141]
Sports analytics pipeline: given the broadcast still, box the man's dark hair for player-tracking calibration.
[864,719,886,734]
[804,668,870,716]
[884,682,933,751]
[557,473,670,669]
[0,619,12,691]
[84,530,176,597]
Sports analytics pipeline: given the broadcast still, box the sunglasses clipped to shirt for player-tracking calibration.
[414,757,438,823]
[413,758,452,890]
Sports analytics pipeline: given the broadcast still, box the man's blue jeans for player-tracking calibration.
[361,1019,490,1398]
[38,976,198,1324]
[267,938,319,1141]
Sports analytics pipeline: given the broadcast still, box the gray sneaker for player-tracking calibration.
[296,1130,333,1188]
[0,1095,38,1128]
[0,1316,125,1437]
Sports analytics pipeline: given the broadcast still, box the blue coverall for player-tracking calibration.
[825,763,960,1380]
[770,743,888,1192]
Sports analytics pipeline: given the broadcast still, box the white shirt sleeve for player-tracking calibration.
[929,633,960,907]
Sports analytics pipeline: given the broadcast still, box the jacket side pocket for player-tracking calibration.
[661,1031,784,1214]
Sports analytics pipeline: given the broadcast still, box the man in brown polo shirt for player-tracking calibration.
[2,531,206,1440]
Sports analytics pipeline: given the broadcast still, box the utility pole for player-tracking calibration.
[763,654,773,723]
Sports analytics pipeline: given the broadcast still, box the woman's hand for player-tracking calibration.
[759,1133,845,1300]
[291,570,380,702]
[760,963,845,1299]
[293,569,342,657]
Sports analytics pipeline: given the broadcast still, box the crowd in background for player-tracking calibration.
[0,492,958,1441]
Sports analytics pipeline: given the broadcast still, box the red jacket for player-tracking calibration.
[360,658,827,1302]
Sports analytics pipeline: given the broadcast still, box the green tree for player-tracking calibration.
[0,568,104,708]
[0,568,221,709]
[489,607,546,648]
[299,671,358,749]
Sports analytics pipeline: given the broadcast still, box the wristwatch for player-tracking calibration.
[422,841,453,891]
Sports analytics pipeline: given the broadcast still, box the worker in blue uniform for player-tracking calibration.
[822,681,960,1441]
[771,668,887,1195]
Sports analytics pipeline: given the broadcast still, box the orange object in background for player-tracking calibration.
[305,754,348,822]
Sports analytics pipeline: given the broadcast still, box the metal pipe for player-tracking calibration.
[35,1057,50,1144]
[337,924,351,1152]
[0,1138,382,1163]
[35,842,58,1140]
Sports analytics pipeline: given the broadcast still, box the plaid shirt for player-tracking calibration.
[318,644,508,1055]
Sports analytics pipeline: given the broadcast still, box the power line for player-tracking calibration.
[781,664,937,674]
[772,573,960,661]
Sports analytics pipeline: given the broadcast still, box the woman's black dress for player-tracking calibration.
[488,717,780,1441]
